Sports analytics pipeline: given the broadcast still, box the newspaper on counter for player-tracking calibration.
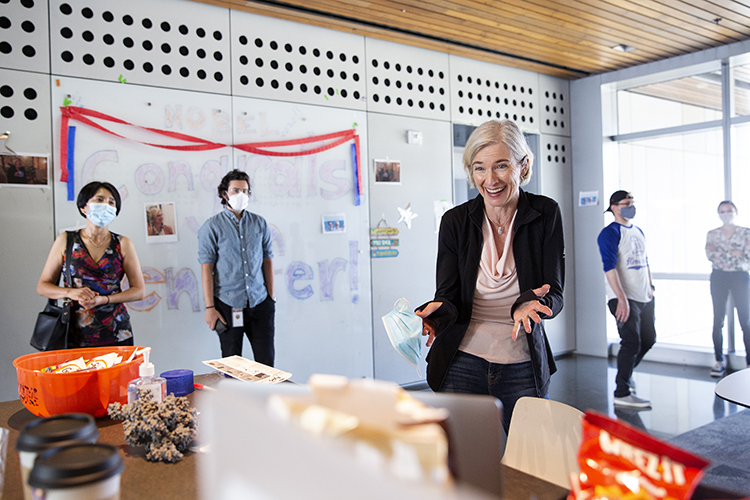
[202,355,292,384]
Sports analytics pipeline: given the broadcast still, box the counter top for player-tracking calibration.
[1,372,224,500]
[1,372,568,500]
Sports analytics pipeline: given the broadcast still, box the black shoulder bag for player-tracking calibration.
[31,231,74,351]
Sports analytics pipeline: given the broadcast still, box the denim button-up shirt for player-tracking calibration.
[197,208,273,309]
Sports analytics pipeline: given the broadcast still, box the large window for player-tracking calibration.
[617,72,722,135]
[607,68,743,355]
[609,129,723,349]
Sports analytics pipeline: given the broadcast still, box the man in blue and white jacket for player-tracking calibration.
[597,190,656,409]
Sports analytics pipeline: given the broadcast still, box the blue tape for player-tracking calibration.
[66,126,76,201]
[351,142,360,206]
[160,369,194,397]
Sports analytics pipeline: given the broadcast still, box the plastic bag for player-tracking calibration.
[569,411,710,500]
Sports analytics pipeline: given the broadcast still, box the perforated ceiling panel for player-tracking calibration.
[0,69,52,154]
[449,55,540,133]
[539,75,570,137]
[231,12,366,111]
[48,0,231,94]
[541,135,571,172]
[364,38,449,120]
[0,0,50,73]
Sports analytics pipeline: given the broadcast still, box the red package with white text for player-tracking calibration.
[569,412,710,500]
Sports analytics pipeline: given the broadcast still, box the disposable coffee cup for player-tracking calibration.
[28,443,124,500]
[16,414,99,500]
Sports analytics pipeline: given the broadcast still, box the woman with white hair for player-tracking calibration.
[147,206,174,236]
[416,119,565,433]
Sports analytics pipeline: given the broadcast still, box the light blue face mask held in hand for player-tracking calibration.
[382,298,422,375]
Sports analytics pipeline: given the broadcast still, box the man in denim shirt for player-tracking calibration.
[198,170,276,365]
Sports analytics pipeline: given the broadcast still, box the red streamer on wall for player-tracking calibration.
[59,106,362,196]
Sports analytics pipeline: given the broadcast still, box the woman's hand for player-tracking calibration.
[512,284,552,340]
[68,287,98,306]
[78,293,107,311]
[415,302,442,347]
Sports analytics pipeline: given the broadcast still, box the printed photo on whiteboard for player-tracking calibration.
[579,190,599,207]
[145,202,178,243]
[0,155,48,186]
[374,159,401,184]
[322,213,346,234]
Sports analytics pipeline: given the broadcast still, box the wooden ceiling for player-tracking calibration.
[191,0,750,80]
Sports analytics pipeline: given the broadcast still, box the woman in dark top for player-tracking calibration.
[416,120,565,432]
[37,181,145,347]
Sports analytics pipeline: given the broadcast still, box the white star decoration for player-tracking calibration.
[397,203,418,229]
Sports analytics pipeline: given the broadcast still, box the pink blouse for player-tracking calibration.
[459,211,531,364]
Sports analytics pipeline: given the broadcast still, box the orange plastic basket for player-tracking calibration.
[13,346,145,418]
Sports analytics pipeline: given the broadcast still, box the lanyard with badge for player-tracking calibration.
[232,309,243,327]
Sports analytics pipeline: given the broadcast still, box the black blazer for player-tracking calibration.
[424,190,565,396]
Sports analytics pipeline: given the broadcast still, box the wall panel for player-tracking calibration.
[449,54,540,132]
[0,0,50,73]
[364,38,450,120]
[539,74,570,137]
[0,68,52,154]
[49,0,232,93]
[539,134,575,353]
[231,11,366,110]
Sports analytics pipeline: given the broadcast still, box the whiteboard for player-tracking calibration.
[51,76,372,382]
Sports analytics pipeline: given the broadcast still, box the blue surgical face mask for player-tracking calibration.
[381,298,422,375]
[87,203,117,227]
[620,205,636,220]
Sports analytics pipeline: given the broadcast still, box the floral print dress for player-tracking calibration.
[706,226,750,271]
[64,231,133,347]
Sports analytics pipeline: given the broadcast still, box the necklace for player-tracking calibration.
[487,212,513,234]
[82,230,109,248]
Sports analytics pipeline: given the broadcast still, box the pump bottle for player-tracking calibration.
[127,348,167,404]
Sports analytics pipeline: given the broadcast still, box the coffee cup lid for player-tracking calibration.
[16,413,99,452]
[28,443,124,489]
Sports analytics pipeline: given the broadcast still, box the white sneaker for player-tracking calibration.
[614,394,651,409]
[710,362,725,378]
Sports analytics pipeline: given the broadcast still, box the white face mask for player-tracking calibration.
[719,212,735,224]
[227,192,249,212]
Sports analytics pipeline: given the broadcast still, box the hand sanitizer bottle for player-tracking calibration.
[127,348,166,404]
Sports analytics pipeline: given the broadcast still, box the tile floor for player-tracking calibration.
[549,354,743,440]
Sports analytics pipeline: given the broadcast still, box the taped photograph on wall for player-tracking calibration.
[374,159,401,184]
[0,155,49,186]
[322,213,346,234]
[145,202,178,243]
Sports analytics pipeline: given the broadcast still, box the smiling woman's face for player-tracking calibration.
[471,142,524,210]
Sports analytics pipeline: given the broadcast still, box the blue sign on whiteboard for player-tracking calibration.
[371,248,399,258]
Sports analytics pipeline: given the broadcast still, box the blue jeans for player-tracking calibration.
[438,350,544,433]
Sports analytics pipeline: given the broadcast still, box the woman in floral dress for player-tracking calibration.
[706,200,750,376]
